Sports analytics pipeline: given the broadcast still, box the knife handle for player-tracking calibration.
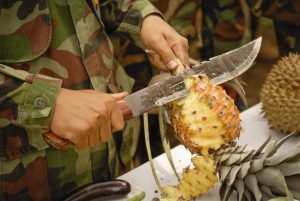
[43,101,133,150]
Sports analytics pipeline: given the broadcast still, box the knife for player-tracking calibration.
[43,37,262,150]
[123,36,262,117]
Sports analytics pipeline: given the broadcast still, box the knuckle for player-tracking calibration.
[182,37,188,44]
[173,36,188,47]
[151,36,164,47]
[98,106,109,117]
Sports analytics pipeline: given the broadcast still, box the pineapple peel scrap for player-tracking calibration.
[161,155,217,200]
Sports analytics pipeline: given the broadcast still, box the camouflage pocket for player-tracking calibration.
[0,1,52,63]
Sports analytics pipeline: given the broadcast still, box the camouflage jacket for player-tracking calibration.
[0,0,159,200]
[247,0,300,54]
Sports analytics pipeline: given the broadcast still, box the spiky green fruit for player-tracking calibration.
[260,53,300,134]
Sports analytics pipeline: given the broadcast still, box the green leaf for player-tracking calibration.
[265,143,300,167]
[275,158,300,176]
[256,167,294,200]
[143,113,163,194]
[127,191,146,201]
[244,174,262,201]
[158,107,180,181]
[233,179,245,201]
[260,185,276,198]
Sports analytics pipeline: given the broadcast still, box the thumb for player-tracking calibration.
[110,92,129,101]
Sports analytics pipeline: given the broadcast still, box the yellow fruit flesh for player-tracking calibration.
[162,60,240,200]
[170,75,241,156]
[162,156,217,200]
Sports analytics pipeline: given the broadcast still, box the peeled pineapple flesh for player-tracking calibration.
[162,156,217,200]
[169,75,241,156]
[160,60,241,200]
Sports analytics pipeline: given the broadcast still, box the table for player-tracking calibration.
[113,103,297,201]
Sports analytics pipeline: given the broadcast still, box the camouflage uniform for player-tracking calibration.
[200,0,251,59]
[246,0,300,54]
[0,0,160,200]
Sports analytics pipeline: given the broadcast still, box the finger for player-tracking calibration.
[111,106,125,132]
[66,131,87,149]
[111,92,129,101]
[99,116,112,142]
[148,54,168,71]
[88,129,99,147]
[150,36,178,71]
[117,100,133,121]
[74,135,89,149]
[171,39,190,68]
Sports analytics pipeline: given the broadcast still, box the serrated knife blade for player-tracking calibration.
[124,37,262,117]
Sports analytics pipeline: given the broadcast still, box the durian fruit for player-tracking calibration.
[260,53,300,134]
[216,133,300,201]
[162,155,217,200]
[168,62,241,156]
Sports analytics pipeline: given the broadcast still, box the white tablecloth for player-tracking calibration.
[112,103,296,201]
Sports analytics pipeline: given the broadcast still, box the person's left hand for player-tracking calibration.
[140,14,190,71]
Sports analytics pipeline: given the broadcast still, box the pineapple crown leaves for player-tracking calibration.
[215,133,300,201]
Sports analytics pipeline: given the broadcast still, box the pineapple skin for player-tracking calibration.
[169,75,241,156]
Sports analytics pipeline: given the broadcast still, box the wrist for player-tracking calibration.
[18,74,62,129]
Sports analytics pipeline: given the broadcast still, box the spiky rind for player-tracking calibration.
[169,75,241,156]
[260,53,300,134]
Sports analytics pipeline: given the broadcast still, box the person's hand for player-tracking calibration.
[50,89,127,149]
[140,14,190,71]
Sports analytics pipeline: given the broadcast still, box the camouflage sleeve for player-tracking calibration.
[98,0,162,46]
[246,0,300,26]
[0,64,62,130]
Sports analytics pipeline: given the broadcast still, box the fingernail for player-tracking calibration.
[167,60,178,70]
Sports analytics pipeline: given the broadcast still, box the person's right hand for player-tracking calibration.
[50,88,127,149]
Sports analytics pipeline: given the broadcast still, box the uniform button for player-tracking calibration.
[34,96,47,109]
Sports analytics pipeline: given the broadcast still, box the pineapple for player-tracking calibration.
[150,59,300,201]
[157,60,241,200]
[168,74,241,156]
[162,156,217,200]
